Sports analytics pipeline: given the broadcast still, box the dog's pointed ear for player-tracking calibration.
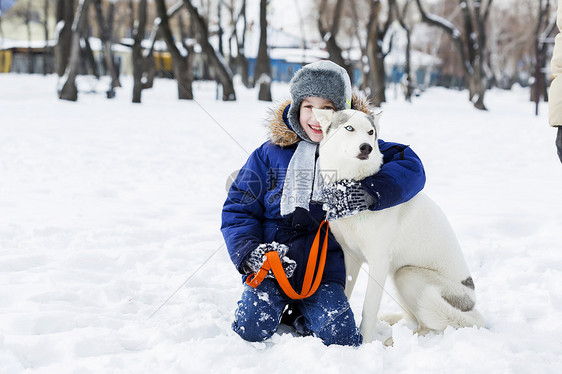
[312,108,334,132]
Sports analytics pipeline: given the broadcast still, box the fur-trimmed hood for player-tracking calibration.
[266,94,375,147]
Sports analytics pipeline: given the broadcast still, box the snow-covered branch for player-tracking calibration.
[415,0,461,40]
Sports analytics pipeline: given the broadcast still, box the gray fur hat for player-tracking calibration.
[287,60,352,142]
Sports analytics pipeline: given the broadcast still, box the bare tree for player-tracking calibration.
[533,0,555,114]
[55,0,74,77]
[132,0,148,103]
[217,0,224,57]
[390,0,414,101]
[487,1,531,89]
[317,0,352,79]
[365,0,393,106]
[93,0,120,97]
[43,0,50,75]
[128,0,134,33]
[226,0,250,87]
[239,0,250,87]
[182,0,236,101]
[416,0,493,110]
[59,0,92,101]
[83,27,100,79]
[133,0,188,103]
[25,0,33,73]
[155,0,193,100]
[253,0,271,101]
[349,0,369,90]
[177,10,196,89]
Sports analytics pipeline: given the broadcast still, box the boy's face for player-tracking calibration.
[299,97,336,143]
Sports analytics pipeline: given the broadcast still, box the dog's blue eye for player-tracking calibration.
[345,125,354,132]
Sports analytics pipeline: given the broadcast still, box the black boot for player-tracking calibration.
[280,303,311,336]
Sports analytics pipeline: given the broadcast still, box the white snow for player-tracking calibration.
[0,74,561,373]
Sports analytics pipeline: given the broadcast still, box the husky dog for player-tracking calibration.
[313,108,484,343]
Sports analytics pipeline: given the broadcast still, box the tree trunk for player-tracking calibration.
[155,0,193,100]
[390,0,414,101]
[237,55,250,88]
[55,0,74,77]
[43,0,50,75]
[132,0,147,103]
[240,0,250,87]
[475,0,490,110]
[182,0,236,101]
[107,2,120,87]
[230,0,250,87]
[415,0,492,110]
[178,13,195,96]
[83,32,100,78]
[473,88,486,110]
[25,0,33,74]
[317,0,353,81]
[365,0,389,106]
[350,0,369,91]
[173,60,193,100]
[59,0,92,101]
[94,0,120,97]
[533,0,553,113]
[217,0,224,57]
[142,1,188,91]
[254,0,271,101]
[404,28,412,101]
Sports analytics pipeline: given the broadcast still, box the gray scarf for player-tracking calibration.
[280,141,324,216]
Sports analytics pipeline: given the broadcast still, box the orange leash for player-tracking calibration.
[245,220,330,299]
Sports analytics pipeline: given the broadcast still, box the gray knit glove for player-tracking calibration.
[322,179,377,221]
[244,242,297,278]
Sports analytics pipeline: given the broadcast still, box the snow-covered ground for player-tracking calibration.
[0,74,561,373]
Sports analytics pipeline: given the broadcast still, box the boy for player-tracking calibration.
[221,61,425,346]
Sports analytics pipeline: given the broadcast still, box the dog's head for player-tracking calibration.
[313,108,383,181]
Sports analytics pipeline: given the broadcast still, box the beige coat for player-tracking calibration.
[549,3,562,127]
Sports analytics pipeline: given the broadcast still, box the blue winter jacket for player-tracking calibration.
[221,97,426,292]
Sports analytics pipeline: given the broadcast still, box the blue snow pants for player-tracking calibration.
[232,279,362,346]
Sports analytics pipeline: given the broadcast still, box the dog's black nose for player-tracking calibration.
[359,143,373,156]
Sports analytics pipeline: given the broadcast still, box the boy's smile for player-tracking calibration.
[299,97,336,143]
